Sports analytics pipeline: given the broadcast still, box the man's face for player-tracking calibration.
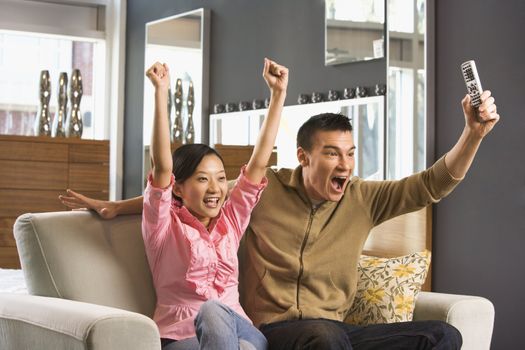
[298,130,355,202]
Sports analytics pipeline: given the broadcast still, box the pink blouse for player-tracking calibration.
[142,167,267,340]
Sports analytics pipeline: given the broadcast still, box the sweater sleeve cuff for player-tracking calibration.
[432,154,464,187]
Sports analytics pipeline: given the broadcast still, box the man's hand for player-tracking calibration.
[462,90,500,139]
[263,58,288,94]
[59,189,118,219]
[445,90,501,178]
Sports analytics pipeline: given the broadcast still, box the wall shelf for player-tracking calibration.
[210,95,384,179]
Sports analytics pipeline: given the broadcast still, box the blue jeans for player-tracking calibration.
[162,300,267,350]
[260,318,462,350]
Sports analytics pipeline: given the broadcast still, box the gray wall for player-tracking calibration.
[125,0,524,348]
[433,1,525,349]
[124,0,385,197]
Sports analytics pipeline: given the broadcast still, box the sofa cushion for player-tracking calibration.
[346,250,431,325]
[14,212,156,317]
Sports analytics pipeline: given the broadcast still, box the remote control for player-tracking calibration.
[461,60,483,108]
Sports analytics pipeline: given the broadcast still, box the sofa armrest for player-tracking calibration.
[0,293,161,350]
[413,291,494,350]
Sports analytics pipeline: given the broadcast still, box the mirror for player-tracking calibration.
[386,0,426,179]
[325,0,385,65]
[142,8,210,187]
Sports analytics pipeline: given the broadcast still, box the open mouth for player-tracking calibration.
[331,176,347,191]
[203,197,220,208]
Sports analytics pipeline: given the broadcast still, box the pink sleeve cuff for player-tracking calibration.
[142,173,175,243]
[145,173,175,203]
[235,165,269,191]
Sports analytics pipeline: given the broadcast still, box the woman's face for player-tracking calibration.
[174,154,228,228]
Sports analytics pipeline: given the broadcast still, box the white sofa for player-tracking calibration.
[0,211,495,349]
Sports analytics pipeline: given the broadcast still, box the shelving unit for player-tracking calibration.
[210,95,384,180]
[0,135,109,268]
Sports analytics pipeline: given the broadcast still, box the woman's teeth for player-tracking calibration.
[204,198,220,207]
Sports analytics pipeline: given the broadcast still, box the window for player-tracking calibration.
[0,0,110,140]
[0,0,127,199]
[0,31,105,139]
[387,0,426,179]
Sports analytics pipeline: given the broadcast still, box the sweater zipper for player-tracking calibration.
[296,207,317,319]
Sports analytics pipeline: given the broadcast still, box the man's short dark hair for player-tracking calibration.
[297,113,353,151]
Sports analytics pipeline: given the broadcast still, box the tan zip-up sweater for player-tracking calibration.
[238,156,461,327]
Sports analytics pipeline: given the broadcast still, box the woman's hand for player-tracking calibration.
[145,62,170,91]
[263,58,288,94]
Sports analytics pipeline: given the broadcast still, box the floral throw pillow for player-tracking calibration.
[346,250,431,325]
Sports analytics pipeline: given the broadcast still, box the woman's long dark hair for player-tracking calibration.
[172,144,225,184]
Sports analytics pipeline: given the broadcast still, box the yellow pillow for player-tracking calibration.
[345,250,431,325]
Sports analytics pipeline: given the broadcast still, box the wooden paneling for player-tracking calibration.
[0,247,20,269]
[80,191,110,201]
[171,141,183,153]
[364,207,432,291]
[0,139,68,162]
[0,160,68,190]
[214,144,278,179]
[224,167,242,180]
[0,190,66,217]
[365,207,429,257]
[0,135,109,268]
[0,218,17,247]
[69,144,110,163]
[69,163,109,192]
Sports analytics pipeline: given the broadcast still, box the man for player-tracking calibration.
[61,90,499,349]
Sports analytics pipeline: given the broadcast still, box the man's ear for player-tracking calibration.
[297,147,309,167]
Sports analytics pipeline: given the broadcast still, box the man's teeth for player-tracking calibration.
[333,176,347,187]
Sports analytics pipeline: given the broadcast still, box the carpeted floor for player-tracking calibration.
[0,269,27,294]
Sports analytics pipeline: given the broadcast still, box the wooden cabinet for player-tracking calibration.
[214,144,277,180]
[0,135,109,268]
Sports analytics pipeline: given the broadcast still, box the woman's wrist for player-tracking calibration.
[270,90,286,100]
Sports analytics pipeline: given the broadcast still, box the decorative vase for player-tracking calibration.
[167,85,173,139]
[252,99,264,110]
[225,102,238,113]
[34,70,52,136]
[311,92,324,103]
[65,69,83,138]
[213,104,225,114]
[238,101,251,111]
[184,80,195,144]
[327,89,340,101]
[52,72,67,137]
[171,78,184,143]
[355,86,368,98]
[297,94,310,104]
[374,84,386,96]
[343,87,356,99]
